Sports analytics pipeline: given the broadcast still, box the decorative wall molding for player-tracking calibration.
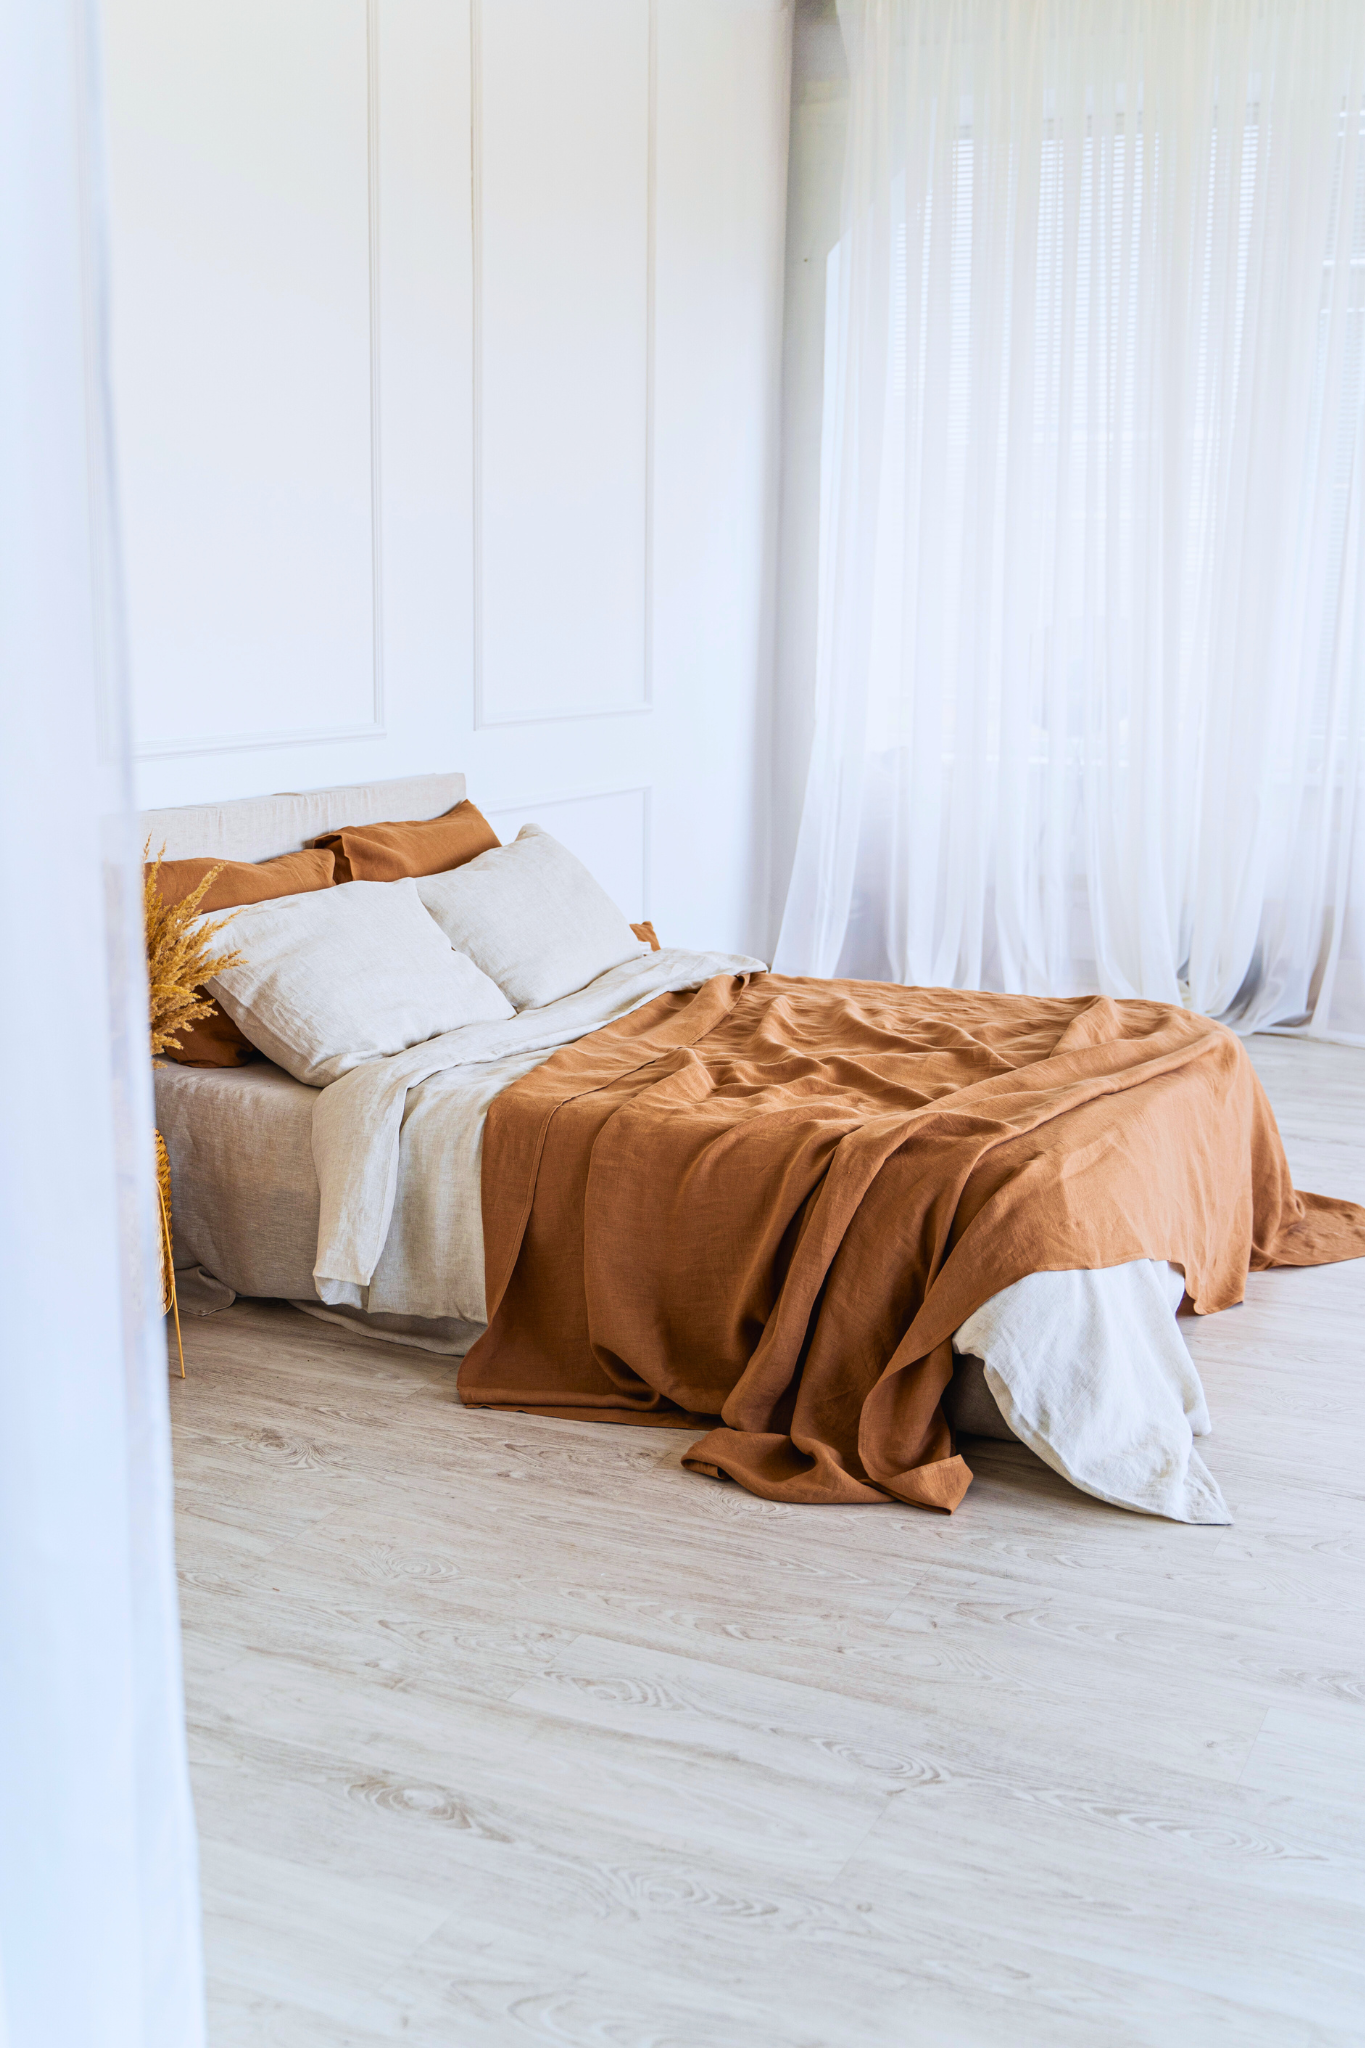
[364,0,387,742]
[134,0,386,763]
[643,0,656,715]
[485,780,652,915]
[469,0,486,726]
[134,717,385,764]
[471,0,657,732]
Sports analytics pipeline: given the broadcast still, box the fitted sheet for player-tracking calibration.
[155,1059,320,1302]
[154,1059,484,1353]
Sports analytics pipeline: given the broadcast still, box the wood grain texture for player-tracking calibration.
[172,1035,1365,2046]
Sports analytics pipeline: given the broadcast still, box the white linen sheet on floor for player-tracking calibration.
[954,1261,1230,1525]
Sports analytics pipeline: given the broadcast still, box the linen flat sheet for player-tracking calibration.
[457,974,1365,1513]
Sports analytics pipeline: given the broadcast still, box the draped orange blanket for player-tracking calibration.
[459,974,1365,1511]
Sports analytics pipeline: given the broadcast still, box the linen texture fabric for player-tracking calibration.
[307,948,765,1307]
[140,771,466,866]
[153,1061,321,1299]
[951,1260,1229,1523]
[161,1004,258,1071]
[416,825,648,1010]
[459,976,1365,1512]
[159,947,761,1336]
[308,798,499,884]
[204,878,514,1087]
[149,845,337,1067]
[149,846,336,911]
[159,957,1278,1522]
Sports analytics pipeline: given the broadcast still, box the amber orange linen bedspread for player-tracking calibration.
[458,974,1365,1511]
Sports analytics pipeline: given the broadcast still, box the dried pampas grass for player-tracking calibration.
[144,843,246,1055]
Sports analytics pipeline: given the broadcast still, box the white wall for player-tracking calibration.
[768,0,846,942]
[103,0,791,955]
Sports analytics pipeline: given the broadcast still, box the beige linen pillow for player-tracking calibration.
[416,825,648,1010]
[149,845,338,1067]
[204,878,514,1087]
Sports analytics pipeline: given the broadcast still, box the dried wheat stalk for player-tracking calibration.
[144,843,246,1055]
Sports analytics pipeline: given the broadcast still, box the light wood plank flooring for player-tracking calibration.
[172,1035,1365,2047]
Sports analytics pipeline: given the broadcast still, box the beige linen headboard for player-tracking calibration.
[139,773,466,865]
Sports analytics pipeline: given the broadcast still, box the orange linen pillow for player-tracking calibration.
[631,921,661,951]
[308,799,500,884]
[149,846,337,1067]
[164,1004,259,1069]
[153,846,336,913]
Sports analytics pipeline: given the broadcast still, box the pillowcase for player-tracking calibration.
[416,825,648,1011]
[152,846,336,912]
[163,1004,259,1070]
[149,846,337,1068]
[631,921,660,951]
[307,799,500,884]
[204,878,514,1087]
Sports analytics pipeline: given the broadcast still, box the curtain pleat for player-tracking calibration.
[776,0,1365,1043]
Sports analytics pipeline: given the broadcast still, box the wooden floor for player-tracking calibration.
[172,1035,1365,2048]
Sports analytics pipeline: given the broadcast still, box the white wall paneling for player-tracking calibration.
[108,0,384,758]
[648,0,791,954]
[485,786,650,923]
[770,0,847,935]
[472,0,653,727]
[108,0,475,807]
[108,0,791,954]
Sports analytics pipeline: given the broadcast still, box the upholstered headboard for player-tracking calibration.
[139,773,466,865]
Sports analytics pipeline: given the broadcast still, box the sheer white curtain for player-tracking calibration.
[0,2,205,2043]
[774,0,1365,1041]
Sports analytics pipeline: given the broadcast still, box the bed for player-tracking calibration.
[148,773,1365,1525]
